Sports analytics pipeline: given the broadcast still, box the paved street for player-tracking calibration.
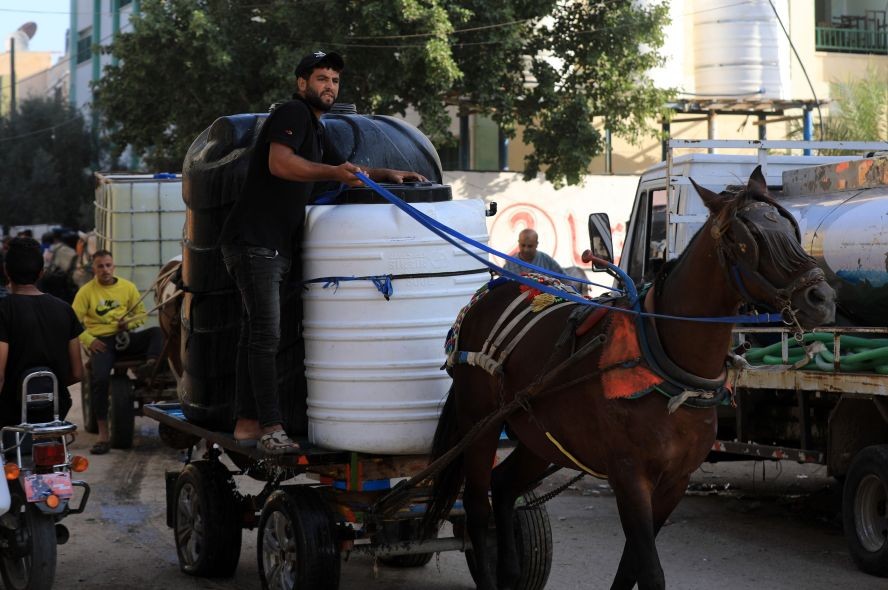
[53,388,886,590]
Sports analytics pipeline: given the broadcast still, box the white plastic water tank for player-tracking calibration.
[303,197,489,454]
[94,173,185,293]
[693,0,790,99]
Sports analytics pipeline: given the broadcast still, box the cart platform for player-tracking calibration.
[144,402,352,467]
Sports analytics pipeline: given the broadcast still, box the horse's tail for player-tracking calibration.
[421,384,464,538]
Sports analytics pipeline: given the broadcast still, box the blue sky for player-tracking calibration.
[0,1,71,60]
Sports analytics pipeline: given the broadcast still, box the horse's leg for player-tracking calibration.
[608,468,664,590]
[610,475,691,590]
[463,427,503,590]
[490,443,550,590]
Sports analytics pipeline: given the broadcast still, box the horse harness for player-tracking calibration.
[710,198,825,342]
[445,277,733,480]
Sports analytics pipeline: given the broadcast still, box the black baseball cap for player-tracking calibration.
[294,51,345,77]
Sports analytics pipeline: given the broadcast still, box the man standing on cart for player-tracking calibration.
[72,250,163,455]
[219,50,426,454]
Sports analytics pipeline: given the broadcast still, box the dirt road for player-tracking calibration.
[54,388,885,590]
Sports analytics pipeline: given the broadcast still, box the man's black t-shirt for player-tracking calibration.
[220,97,341,259]
[0,294,83,425]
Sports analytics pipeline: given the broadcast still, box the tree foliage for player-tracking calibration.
[790,66,888,146]
[822,67,888,142]
[93,0,673,186]
[0,96,95,229]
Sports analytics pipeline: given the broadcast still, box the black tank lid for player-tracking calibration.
[314,181,451,205]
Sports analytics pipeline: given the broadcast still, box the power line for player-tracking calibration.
[0,113,84,144]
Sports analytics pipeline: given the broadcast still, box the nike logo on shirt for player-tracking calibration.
[96,300,120,316]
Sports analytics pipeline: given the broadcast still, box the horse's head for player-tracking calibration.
[691,166,835,329]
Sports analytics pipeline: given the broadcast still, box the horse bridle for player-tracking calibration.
[709,198,826,340]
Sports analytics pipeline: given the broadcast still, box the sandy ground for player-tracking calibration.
[48,384,886,590]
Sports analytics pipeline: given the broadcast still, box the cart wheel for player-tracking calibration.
[843,444,888,577]
[258,487,340,590]
[79,371,98,434]
[464,491,553,590]
[0,482,58,590]
[108,375,135,449]
[174,461,243,577]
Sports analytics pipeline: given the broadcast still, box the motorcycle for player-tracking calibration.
[0,369,90,590]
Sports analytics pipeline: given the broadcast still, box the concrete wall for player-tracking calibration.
[0,50,52,114]
[443,171,639,275]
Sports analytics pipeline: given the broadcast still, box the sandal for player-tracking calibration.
[90,441,110,455]
[258,430,300,455]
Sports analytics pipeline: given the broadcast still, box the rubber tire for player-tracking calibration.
[0,484,58,590]
[80,369,98,434]
[173,461,243,577]
[108,375,135,449]
[843,444,888,577]
[258,487,340,590]
[464,491,553,590]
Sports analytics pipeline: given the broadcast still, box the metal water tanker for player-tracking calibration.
[302,188,488,454]
[780,156,888,327]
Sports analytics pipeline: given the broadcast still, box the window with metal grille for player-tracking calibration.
[76,28,91,64]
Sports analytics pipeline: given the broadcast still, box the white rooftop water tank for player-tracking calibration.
[303,192,489,454]
[693,0,790,99]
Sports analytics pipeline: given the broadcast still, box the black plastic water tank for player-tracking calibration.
[179,107,445,433]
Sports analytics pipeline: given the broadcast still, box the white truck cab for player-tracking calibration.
[612,140,886,287]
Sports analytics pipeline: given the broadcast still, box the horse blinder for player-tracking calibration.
[718,201,818,315]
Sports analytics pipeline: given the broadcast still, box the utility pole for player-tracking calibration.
[9,36,16,121]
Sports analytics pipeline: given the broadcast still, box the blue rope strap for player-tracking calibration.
[303,275,394,300]
[351,172,784,326]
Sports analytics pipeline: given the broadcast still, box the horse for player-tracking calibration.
[422,167,836,590]
[154,257,184,380]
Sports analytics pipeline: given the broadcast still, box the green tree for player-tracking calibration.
[0,96,95,228]
[822,67,888,142]
[791,67,888,146]
[93,0,672,186]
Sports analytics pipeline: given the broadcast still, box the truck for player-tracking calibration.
[590,139,888,577]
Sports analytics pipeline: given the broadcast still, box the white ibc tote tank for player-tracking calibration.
[94,173,185,292]
[693,0,790,99]
[302,196,489,454]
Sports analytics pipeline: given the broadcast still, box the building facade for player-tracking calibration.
[69,0,140,118]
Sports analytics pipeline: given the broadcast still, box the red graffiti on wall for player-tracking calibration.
[490,202,625,267]
[489,203,559,257]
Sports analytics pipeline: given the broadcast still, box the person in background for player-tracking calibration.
[0,238,82,427]
[503,228,566,276]
[72,250,163,455]
[39,229,78,303]
[39,232,53,257]
[219,50,426,454]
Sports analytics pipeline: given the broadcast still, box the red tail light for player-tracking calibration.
[33,442,66,468]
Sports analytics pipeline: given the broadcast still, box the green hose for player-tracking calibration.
[745,334,888,374]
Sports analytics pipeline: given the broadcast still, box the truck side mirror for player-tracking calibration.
[587,213,614,267]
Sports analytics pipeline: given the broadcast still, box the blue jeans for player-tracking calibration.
[90,327,163,420]
[221,244,291,428]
